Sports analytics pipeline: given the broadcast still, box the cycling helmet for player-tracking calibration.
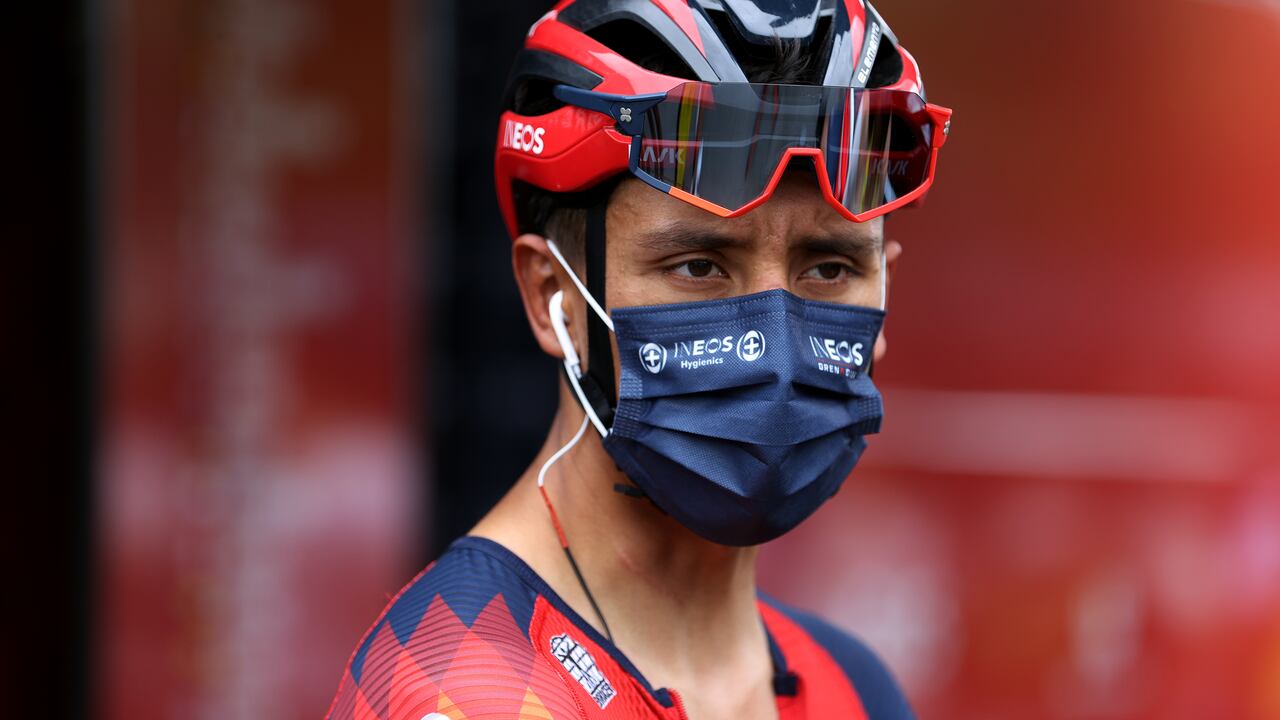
[495,0,950,238]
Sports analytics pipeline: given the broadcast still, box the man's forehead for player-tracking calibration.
[609,172,883,255]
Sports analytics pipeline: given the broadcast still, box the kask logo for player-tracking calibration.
[639,343,667,374]
[641,145,687,165]
[870,157,911,177]
[736,330,766,362]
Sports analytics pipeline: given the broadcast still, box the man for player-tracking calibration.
[327,1,951,718]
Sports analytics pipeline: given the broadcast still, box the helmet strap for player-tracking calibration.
[580,200,617,427]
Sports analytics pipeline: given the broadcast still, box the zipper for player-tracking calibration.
[668,688,690,720]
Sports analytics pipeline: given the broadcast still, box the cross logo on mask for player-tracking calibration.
[639,342,667,374]
[737,330,766,362]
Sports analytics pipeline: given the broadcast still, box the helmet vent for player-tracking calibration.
[504,50,604,117]
[509,77,568,116]
[704,8,829,84]
[585,19,698,80]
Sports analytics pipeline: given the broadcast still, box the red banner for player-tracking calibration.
[98,1,423,717]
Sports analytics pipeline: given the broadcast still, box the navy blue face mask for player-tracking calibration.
[546,240,886,546]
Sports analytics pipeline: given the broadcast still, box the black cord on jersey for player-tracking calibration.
[538,470,615,644]
[561,544,614,644]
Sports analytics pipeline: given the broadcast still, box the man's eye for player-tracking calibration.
[672,259,723,278]
[804,262,854,281]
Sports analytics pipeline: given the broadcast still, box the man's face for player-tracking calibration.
[511,165,896,390]
[604,169,887,313]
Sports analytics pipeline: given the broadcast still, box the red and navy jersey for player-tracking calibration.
[326,537,914,719]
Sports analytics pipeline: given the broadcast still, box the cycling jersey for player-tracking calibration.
[326,537,914,719]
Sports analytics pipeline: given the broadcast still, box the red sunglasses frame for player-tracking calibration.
[553,82,953,223]
[665,101,952,223]
[494,89,952,235]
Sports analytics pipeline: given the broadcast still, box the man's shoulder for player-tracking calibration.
[326,537,585,720]
[760,594,916,720]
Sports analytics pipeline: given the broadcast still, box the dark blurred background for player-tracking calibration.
[20,0,1280,718]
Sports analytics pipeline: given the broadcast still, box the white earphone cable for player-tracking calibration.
[537,414,591,489]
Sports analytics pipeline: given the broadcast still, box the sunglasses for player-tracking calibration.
[555,81,952,223]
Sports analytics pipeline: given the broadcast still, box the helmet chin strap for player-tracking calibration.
[583,202,618,419]
[544,200,616,433]
[880,247,888,311]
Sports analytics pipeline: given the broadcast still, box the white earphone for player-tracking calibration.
[548,290,608,437]
[549,290,582,375]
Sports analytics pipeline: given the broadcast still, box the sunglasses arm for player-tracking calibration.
[553,85,668,135]
[926,103,953,149]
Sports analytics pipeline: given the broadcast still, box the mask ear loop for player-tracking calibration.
[547,239,614,331]
[539,292,616,643]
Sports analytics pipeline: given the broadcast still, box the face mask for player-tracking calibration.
[546,240,886,546]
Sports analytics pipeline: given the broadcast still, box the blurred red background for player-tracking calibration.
[98,0,423,716]
[96,0,1280,718]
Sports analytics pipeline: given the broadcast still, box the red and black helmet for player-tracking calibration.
[495,0,946,238]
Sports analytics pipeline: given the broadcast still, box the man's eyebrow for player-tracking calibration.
[796,232,883,257]
[633,227,749,254]
[632,226,882,256]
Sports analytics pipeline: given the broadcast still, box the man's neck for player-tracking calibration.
[471,402,772,695]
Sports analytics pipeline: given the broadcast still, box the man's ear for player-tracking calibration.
[872,239,902,364]
[512,233,580,361]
